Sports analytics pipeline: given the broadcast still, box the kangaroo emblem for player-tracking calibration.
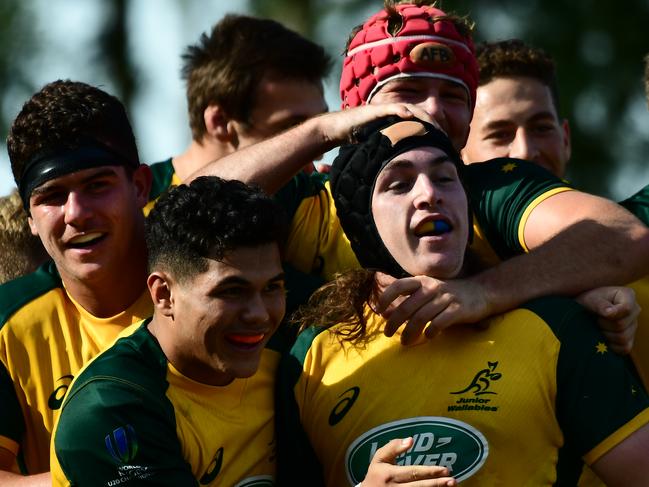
[451,361,502,396]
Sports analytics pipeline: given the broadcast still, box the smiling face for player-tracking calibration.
[27,164,149,288]
[162,243,285,386]
[371,146,469,278]
[462,76,571,177]
[370,77,472,151]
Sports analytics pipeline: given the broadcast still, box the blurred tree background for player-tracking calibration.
[1,0,648,199]
[249,0,649,198]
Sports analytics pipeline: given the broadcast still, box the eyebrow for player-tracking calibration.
[213,272,286,288]
[31,168,119,196]
[483,111,558,131]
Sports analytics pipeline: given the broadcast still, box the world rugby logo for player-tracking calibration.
[345,417,488,485]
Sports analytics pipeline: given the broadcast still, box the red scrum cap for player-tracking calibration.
[340,3,478,111]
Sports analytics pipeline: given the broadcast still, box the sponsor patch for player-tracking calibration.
[409,42,456,68]
[345,416,488,484]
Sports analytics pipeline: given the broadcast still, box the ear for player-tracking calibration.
[204,104,233,143]
[147,271,174,318]
[561,118,572,164]
[28,215,39,237]
[132,164,153,209]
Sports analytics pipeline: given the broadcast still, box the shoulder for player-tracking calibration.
[147,158,175,201]
[290,326,330,364]
[0,261,61,326]
[463,157,566,183]
[619,183,649,226]
[274,171,330,219]
[518,295,593,340]
[65,320,169,407]
[463,157,571,199]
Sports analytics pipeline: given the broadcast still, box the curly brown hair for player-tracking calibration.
[7,80,139,187]
[291,269,380,343]
[476,39,561,114]
[0,190,48,283]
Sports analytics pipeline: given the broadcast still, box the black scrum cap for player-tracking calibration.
[330,116,463,277]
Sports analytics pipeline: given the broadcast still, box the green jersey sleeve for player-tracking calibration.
[273,171,329,222]
[53,377,198,486]
[523,297,649,479]
[463,158,573,259]
[276,327,326,487]
[619,184,649,226]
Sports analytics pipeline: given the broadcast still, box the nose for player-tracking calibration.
[63,191,92,227]
[418,94,446,129]
[241,292,271,324]
[509,130,539,162]
[412,174,438,209]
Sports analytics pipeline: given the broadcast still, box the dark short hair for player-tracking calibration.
[7,80,139,187]
[476,39,561,115]
[146,176,288,281]
[181,14,332,141]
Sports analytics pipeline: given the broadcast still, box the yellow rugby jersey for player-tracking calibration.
[278,296,649,486]
[51,320,280,487]
[275,158,573,280]
[0,261,152,474]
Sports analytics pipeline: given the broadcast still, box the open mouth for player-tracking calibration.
[414,220,452,237]
[67,232,106,249]
[225,333,266,349]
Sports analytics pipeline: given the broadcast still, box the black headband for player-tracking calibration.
[18,141,138,209]
[330,116,464,277]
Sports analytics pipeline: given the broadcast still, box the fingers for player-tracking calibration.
[366,438,457,487]
[577,287,639,355]
[371,437,414,464]
[391,466,456,486]
[600,323,636,355]
[577,286,637,324]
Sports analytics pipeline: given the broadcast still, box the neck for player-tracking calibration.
[148,314,233,386]
[61,246,149,318]
[173,138,231,182]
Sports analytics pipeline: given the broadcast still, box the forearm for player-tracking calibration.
[473,217,649,315]
[0,471,50,487]
[189,115,332,194]
[187,103,418,194]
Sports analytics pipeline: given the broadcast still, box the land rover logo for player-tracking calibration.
[233,475,274,487]
[345,417,488,485]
